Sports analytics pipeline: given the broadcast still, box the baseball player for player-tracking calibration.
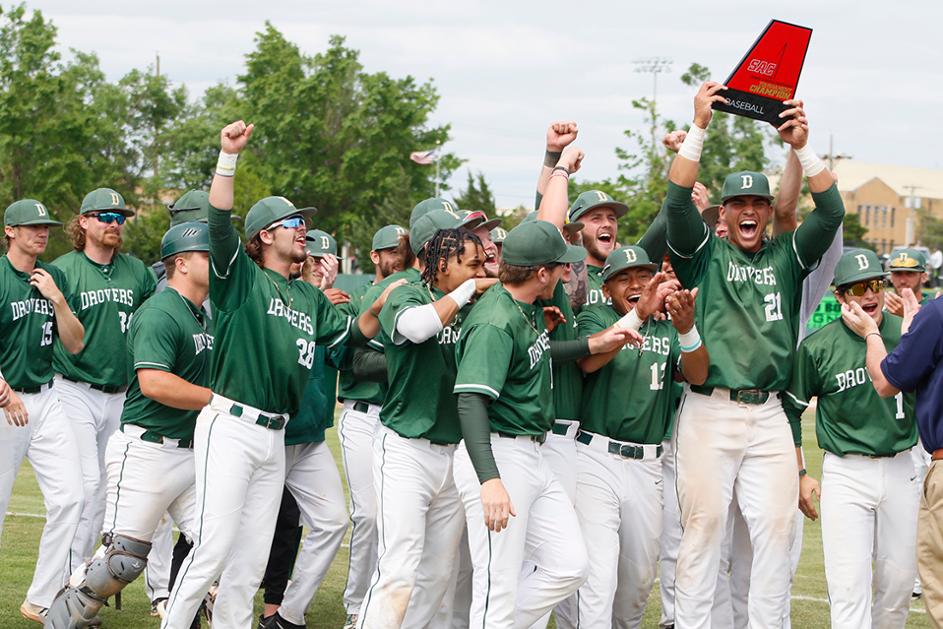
[451,217,637,629]
[335,224,408,629]
[356,214,492,629]
[260,231,351,629]
[575,244,707,628]
[457,210,501,276]
[665,84,844,628]
[785,248,919,628]
[160,121,381,629]
[0,199,85,624]
[490,226,508,263]
[52,188,157,573]
[46,221,213,628]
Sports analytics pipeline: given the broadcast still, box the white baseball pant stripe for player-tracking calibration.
[357,425,465,629]
[659,436,681,629]
[144,515,175,603]
[161,402,285,629]
[821,450,919,629]
[338,400,380,614]
[0,386,83,607]
[674,388,797,629]
[573,436,662,629]
[56,376,126,572]
[453,436,588,629]
[277,441,349,626]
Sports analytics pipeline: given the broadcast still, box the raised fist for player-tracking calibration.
[663,130,687,154]
[220,120,255,154]
[546,121,579,152]
[557,145,585,174]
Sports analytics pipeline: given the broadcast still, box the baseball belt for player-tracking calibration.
[12,380,53,395]
[576,430,663,460]
[209,394,287,430]
[496,431,546,445]
[121,423,193,449]
[689,384,770,405]
[62,376,127,394]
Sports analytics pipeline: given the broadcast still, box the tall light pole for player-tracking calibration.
[634,57,673,148]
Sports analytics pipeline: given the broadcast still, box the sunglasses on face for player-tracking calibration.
[268,215,306,230]
[91,212,126,225]
[842,279,884,297]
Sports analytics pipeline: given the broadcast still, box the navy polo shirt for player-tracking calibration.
[882,297,943,453]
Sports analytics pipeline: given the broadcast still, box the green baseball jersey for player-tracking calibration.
[0,257,76,389]
[538,281,582,421]
[378,281,470,443]
[337,282,384,405]
[359,267,422,352]
[208,209,352,415]
[671,234,809,391]
[585,264,610,307]
[120,288,213,440]
[454,284,553,436]
[52,251,157,388]
[783,315,917,457]
[286,344,342,445]
[578,305,680,444]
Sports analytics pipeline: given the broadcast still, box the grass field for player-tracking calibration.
[0,414,933,628]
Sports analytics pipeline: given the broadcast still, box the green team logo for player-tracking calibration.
[320,236,331,250]
[109,192,121,206]
[395,226,407,236]
[35,203,47,216]
[624,248,637,263]
[855,253,870,270]
[740,174,754,189]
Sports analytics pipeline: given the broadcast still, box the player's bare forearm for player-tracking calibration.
[536,165,568,229]
[357,311,381,340]
[566,260,588,310]
[53,302,85,354]
[138,370,213,411]
[679,345,709,385]
[773,149,801,235]
[865,336,899,397]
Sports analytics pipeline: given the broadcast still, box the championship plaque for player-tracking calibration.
[712,20,813,126]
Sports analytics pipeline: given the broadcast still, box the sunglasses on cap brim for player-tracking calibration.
[268,215,306,230]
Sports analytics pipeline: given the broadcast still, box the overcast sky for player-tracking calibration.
[26,0,943,209]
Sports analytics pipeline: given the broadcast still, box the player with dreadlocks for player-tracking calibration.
[356,213,496,628]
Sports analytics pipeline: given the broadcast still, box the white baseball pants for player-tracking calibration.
[821,450,919,629]
[674,388,798,629]
[659,436,680,628]
[453,435,588,629]
[161,397,285,629]
[56,376,126,572]
[573,433,663,628]
[338,400,381,615]
[357,425,465,629]
[277,440,349,625]
[144,516,175,603]
[0,385,83,607]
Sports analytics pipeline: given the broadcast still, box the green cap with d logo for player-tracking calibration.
[720,171,773,203]
[305,229,337,257]
[887,247,927,273]
[372,224,407,251]
[502,220,585,266]
[244,196,317,240]
[409,209,463,255]
[601,245,659,281]
[80,187,134,216]
[568,190,629,223]
[833,248,886,287]
[4,199,62,226]
[410,197,459,227]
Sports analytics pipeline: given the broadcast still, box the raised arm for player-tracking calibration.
[535,121,579,209]
[536,146,583,230]
[208,121,253,275]
[773,148,801,235]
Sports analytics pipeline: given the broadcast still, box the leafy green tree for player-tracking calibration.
[454,171,496,212]
[842,212,873,251]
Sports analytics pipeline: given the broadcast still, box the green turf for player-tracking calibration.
[0,415,932,627]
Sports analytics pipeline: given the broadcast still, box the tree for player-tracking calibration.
[917,208,943,252]
[453,171,496,212]
[842,212,873,251]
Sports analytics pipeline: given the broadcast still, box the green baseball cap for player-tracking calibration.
[521,210,584,235]
[4,199,62,227]
[601,245,659,281]
[568,190,629,223]
[410,197,460,227]
[305,229,337,257]
[720,171,774,204]
[502,220,585,266]
[887,247,927,273]
[168,190,211,226]
[244,196,316,240]
[372,224,407,251]
[459,210,499,232]
[490,226,509,244]
[409,209,463,255]
[160,221,209,259]
[833,249,886,287]
[80,187,134,216]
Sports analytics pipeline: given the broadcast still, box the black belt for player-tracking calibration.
[496,431,546,444]
[353,401,371,413]
[63,376,127,394]
[576,430,663,460]
[228,403,286,430]
[690,384,770,405]
[551,421,574,436]
[122,425,193,449]
[12,380,53,394]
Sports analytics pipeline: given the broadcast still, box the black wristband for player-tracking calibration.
[551,165,570,176]
[798,468,807,478]
[544,150,562,168]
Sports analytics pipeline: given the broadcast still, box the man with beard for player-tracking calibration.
[0,199,85,624]
[665,84,844,628]
[52,188,157,574]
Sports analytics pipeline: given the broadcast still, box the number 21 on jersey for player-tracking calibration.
[764,292,783,322]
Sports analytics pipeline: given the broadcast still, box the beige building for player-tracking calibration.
[832,160,943,255]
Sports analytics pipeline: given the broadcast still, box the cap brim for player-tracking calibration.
[720,193,774,204]
[888,265,925,273]
[836,271,888,287]
[477,218,501,231]
[9,218,63,227]
[562,221,584,234]
[82,207,135,217]
[701,205,721,228]
[572,201,629,221]
[460,216,485,230]
[602,262,659,281]
[556,244,586,264]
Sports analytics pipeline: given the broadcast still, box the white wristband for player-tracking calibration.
[616,309,644,333]
[216,150,239,177]
[678,325,702,352]
[448,279,476,309]
[678,124,707,162]
[794,144,825,177]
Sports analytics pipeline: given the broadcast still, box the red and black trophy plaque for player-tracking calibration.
[712,20,813,126]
